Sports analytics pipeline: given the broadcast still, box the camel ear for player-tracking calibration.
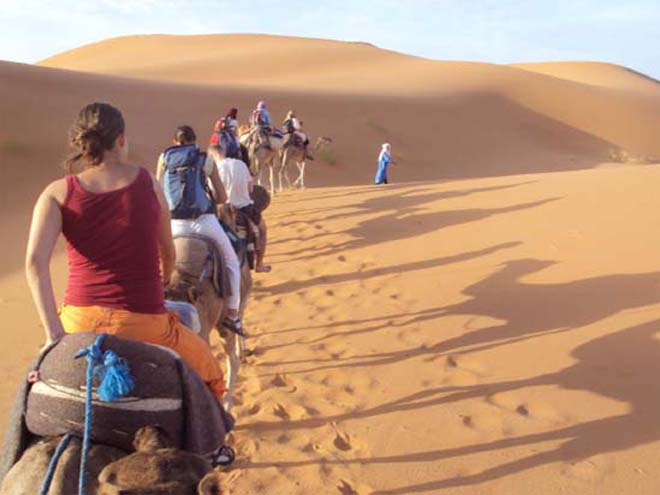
[198,472,222,495]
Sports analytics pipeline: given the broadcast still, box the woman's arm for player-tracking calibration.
[209,165,228,205]
[150,174,175,285]
[206,151,228,205]
[25,181,66,344]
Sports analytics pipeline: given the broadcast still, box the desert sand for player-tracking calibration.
[2,34,660,494]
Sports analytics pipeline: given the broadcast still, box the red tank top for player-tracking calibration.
[61,167,165,314]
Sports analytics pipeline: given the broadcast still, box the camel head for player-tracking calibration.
[133,425,172,453]
[314,136,333,150]
[97,425,219,495]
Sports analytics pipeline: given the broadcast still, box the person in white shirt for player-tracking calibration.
[209,146,271,273]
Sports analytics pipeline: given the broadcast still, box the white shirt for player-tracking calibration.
[216,158,253,209]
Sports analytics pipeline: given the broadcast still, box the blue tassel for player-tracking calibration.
[95,350,135,402]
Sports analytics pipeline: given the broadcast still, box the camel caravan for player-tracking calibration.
[0,101,328,493]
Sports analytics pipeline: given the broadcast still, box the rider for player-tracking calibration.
[250,101,273,149]
[211,108,241,159]
[208,146,272,273]
[26,102,226,400]
[282,110,313,160]
[156,125,247,337]
[224,107,239,136]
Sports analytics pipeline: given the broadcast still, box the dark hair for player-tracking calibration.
[65,102,125,173]
[227,108,238,119]
[174,125,196,145]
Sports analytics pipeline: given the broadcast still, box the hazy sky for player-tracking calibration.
[1,0,658,77]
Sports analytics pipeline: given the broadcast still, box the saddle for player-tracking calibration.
[284,132,305,149]
[17,334,231,449]
[167,234,231,302]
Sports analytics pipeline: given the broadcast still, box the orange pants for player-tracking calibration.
[59,304,225,400]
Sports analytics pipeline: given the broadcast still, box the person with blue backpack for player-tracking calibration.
[156,125,246,336]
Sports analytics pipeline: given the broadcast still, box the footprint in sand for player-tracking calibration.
[273,403,291,420]
[271,373,289,387]
[305,405,321,417]
[333,431,352,451]
[461,415,473,428]
[487,393,532,419]
[516,404,530,416]
[276,433,291,444]
[273,402,307,421]
[337,480,373,495]
[337,480,359,495]
[246,403,261,416]
[337,255,347,262]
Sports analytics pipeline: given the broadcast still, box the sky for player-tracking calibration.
[1,0,658,78]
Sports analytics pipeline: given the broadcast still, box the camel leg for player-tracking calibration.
[239,335,249,362]
[298,161,306,189]
[222,333,241,413]
[277,155,285,193]
[269,162,276,196]
[292,162,301,187]
[284,160,292,190]
[255,157,263,187]
[280,154,292,192]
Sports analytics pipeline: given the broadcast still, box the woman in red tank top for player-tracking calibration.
[25,102,225,400]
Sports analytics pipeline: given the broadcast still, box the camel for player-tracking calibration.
[97,426,220,495]
[165,235,251,413]
[278,136,333,192]
[0,436,125,495]
[238,125,282,196]
[0,427,222,495]
[216,206,254,411]
[278,142,307,192]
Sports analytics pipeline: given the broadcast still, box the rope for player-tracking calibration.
[39,434,72,495]
[75,333,106,494]
[38,334,134,495]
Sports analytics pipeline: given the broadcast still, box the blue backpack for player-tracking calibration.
[162,144,214,220]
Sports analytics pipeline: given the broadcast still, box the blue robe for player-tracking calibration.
[374,151,391,184]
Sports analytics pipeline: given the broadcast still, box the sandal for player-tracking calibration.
[255,264,272,273]
[223,316,248,337]
[210,445,236,467]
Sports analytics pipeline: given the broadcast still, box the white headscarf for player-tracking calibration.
[379,143,391,162]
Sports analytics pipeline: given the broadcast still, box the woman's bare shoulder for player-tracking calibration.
[41,178,68,205]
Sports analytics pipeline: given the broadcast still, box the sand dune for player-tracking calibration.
[512,61,660,92]
[2,34,660,494]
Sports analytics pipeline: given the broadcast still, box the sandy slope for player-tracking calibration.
[512,61,660,92]
[2,34,660,494]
